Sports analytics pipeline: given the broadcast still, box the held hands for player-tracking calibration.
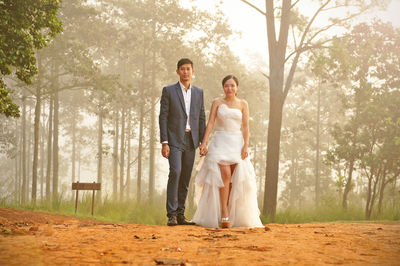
[199,143,208,157]
[241,145,249,160]
[161,143,170,158]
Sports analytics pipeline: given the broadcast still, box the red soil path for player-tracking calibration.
[0,208,399,265]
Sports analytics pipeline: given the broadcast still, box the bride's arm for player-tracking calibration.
[241,100,249,159]
[200,99,219,147]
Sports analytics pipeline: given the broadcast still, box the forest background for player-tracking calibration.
[1,0,399,224]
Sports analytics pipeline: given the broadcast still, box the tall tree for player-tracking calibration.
[45,95,53,201]
[241,0,387,218]
[31,54,44,204]
[20,94,27,203]
[52,66,59,207]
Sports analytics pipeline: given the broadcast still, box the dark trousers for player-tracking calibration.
[166,132,195,218]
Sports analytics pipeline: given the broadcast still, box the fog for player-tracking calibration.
[1,0,399,222]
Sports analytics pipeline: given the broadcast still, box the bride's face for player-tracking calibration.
[223,78,237,97]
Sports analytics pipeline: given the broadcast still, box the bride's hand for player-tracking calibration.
[199,143,208,157]
[241,145,248,160]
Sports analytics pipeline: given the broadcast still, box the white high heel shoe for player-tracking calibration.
[220,217,230,228]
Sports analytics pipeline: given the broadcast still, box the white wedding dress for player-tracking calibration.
[192,103,263,228]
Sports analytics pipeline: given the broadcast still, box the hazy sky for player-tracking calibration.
[193,0,400,66]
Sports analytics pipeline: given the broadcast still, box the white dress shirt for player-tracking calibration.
[179,81,192,131]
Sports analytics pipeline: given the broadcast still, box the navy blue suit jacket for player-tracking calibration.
[159,82,206,150]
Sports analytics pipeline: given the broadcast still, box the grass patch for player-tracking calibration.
[2,195,399,225]
[261,204,399,224]
[0,193,169,225]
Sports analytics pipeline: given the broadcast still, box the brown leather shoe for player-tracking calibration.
[167,216,178,226]
[177,215,195,225]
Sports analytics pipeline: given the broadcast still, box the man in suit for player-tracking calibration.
[159,58,206,226]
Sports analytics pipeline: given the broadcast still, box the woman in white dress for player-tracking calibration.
[193,75,263,228]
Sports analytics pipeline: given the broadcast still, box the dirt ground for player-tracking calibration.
[0,208,399,265]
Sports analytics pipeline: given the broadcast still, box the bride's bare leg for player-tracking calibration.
[227,164,237,206]
[218,164,232,219]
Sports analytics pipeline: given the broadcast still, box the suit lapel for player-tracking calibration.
[175,82,187,117]
[189,86,196,117]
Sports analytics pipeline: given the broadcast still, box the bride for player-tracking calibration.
[193,75,263,228]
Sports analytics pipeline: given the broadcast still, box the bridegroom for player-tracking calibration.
[159,58,206,226]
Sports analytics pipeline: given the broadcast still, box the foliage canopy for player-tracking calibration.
[0,0,62,117]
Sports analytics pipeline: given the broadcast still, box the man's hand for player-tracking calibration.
[162,143,170,158]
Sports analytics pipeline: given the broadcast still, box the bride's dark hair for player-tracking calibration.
[222,75,239,87]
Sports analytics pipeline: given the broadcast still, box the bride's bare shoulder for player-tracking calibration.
[239,98,248,106]
[238,98,248,112]
[212,98,224,107]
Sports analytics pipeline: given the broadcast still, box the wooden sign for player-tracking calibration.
[72,182,101,191]
[72,181,101,216]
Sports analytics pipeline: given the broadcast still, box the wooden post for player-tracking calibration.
[91,182,95,216]
[75,189,79,214]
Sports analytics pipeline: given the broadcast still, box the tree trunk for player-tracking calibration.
[262,0,291,219]
[149,49,156,204]
[40,102,45,201]
[137,39,146,203]
[342,160,354,209]
[377,169,387,215]
[21,95,27,204]
[365,173,373,219]
[289,157,297,208]
[391,177,397,211]
[120,107,125,201]
[365,168,379,219]
[71,110,76,185]
[19,124,23,204]
[137,103,144,203]
[32,85,41,205]
[113,108,119,201]
[97,108,103,201]
[46,95,53,202]
[126,113,131,200]
[254,143,261,195]
[14,120,20,202]
[257,144,265,201]
[315,82,321,205]
[52,87,60,207]
[368,172,380,219]
[263,89,284,218]
[78,147,81,181]
[27,107,32,202]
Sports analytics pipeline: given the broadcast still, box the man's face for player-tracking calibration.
[176,63,194,83]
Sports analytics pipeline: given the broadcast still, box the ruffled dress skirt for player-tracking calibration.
[192,130,263,228]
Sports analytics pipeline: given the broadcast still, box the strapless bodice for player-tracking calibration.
[215,104,242,132]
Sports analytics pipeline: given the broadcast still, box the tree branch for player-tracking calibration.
[290,0,301,10]
[283,51,301,101]
[291,24,298,51]
[260,71,270,80]
[239,0,266,16]
[284,34,348,64]
[321,4,361,12]
[282,0,331,99]
[297,0,331,53]
[307,9,366,44]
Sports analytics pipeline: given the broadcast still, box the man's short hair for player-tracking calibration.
[177,58,193,69]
